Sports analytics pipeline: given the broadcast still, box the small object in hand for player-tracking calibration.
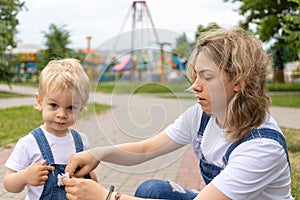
[57,172,70,187]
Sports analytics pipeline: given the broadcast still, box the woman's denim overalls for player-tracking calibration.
[31,128,91,200]
[134,113,290,200]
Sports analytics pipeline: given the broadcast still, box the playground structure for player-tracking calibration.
[98,1,188,84]
[6,42,42,82]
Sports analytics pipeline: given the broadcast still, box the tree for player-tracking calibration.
[0,0,25,84]
[173,33,192,58]
[37,23,72,71]
[195,22,220,40]
[282,0,300,55]
[224,0,300,82]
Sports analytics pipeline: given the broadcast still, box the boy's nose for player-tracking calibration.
[56,110,67,119]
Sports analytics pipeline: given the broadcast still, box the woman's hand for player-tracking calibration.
[65,150,100,177]
[63,178,107,200]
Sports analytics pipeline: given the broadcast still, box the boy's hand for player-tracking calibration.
[24,160,54,186]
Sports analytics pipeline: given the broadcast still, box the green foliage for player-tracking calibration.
[283,0,300,54]
[224,0,299,59]
[268,83,300,91]
[0,0,25,84]
[36,23,72,71]
[173,33,192,58]
[196,23,220,40]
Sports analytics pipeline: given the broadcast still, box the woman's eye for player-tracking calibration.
[204,77,213,81]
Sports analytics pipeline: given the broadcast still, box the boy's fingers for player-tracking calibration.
[45,165,55,171]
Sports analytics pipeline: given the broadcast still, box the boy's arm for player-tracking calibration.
[3,168,27,193]
[3,160,54,193]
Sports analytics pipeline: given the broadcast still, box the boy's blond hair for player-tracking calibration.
[187,27,271,142]
[38,58,90,105]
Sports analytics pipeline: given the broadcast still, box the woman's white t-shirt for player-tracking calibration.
[5,125,90,200]
[165,103,293,200]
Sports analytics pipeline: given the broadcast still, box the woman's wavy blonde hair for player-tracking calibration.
[38,58,90,105]
[187,27,271,142]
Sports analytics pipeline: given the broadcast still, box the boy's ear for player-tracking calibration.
[35,93,42,110]
[80,103,88,113]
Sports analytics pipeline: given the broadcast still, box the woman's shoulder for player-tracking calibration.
[259,114,282,133]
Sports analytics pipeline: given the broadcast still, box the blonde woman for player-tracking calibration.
[63,27,293,200]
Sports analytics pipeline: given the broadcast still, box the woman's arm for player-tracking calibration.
[99,131,183,165]
[66,131,183,177]
[195,184,230,200]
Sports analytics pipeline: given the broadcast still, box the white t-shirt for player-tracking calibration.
[5,125,90,200]
[165,103,293,200]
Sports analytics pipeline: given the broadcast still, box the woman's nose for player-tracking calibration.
[192,77,203,92]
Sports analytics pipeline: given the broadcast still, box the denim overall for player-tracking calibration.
[31,128,91,200]
[135,112,290,200]
[198,112,290,184]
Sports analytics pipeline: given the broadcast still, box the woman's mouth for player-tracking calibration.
[197,97,206,104]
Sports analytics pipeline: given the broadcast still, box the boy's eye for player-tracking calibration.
[50,103,58,109]
[68,106,77,111]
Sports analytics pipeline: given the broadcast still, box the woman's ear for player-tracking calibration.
[35,93,42,110]
[233,80,243,92]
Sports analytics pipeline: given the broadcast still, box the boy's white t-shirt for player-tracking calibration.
[5,125,90,200]
[165,103,293,200]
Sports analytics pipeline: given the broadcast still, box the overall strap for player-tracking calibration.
[198,112,210,137]
[31,128,55,165]
[70,129,84,152]
[222,128,290,167]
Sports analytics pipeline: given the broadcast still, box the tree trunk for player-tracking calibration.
[273,69,285,83]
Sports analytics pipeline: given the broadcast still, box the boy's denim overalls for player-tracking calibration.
[134,112,290,200]
[31,128,91,200]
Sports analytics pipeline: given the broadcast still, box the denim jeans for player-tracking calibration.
[135,179,198,200]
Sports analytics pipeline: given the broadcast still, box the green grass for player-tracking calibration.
[0,91,29,98]
[270,94,300,108]
[95,82,191,94]
[284,128,300,199]
[0,103,110,148]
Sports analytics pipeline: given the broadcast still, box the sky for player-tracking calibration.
[15,0,244,49]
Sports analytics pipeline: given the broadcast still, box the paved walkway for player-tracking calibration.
[0,84,299,199]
